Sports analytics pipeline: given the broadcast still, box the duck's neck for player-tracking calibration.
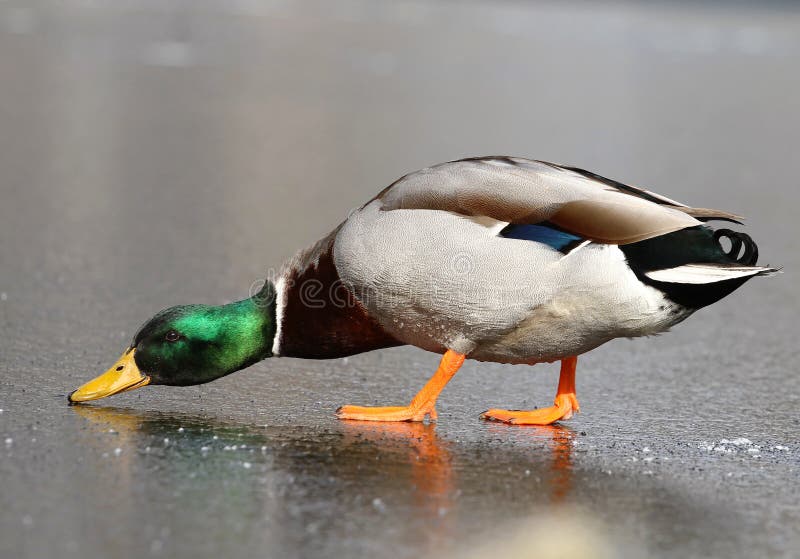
[209,288,277,374]
[270,229,401,359]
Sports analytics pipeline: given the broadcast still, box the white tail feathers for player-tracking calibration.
[645,264,778,285]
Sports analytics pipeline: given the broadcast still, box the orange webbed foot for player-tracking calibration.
[481,394,579,426]
[482,356,580,425]
[335,350,464,423]
[336,404,437,422]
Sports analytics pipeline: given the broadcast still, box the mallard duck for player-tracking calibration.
[69,157,776,424]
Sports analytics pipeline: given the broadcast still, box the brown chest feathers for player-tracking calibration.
[276,226,402,359]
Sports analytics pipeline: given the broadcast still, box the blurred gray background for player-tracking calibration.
[1,1,798,558]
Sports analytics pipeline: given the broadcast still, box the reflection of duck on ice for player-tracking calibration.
[72,406,589,556]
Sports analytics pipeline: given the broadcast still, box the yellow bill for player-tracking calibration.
[69,348,150,403]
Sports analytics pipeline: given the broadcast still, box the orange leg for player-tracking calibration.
[481,356,580,425]
[336,350,465,422]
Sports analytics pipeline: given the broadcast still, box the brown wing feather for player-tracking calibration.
[550,162,743,223]
[377,157,705,245]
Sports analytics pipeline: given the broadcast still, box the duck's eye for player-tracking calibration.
[165,330,181,343]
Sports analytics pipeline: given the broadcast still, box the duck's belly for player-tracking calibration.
[468,284,693,364]
[334,202,692,364]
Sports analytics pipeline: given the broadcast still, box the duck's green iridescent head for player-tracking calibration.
[69,291,276,403]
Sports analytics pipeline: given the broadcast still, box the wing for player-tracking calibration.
[375,156,741,245]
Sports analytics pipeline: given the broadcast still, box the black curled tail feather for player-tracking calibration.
[620,225,773,310]
[713,229,759,265]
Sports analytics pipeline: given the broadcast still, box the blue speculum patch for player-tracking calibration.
[499,223,583,252]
